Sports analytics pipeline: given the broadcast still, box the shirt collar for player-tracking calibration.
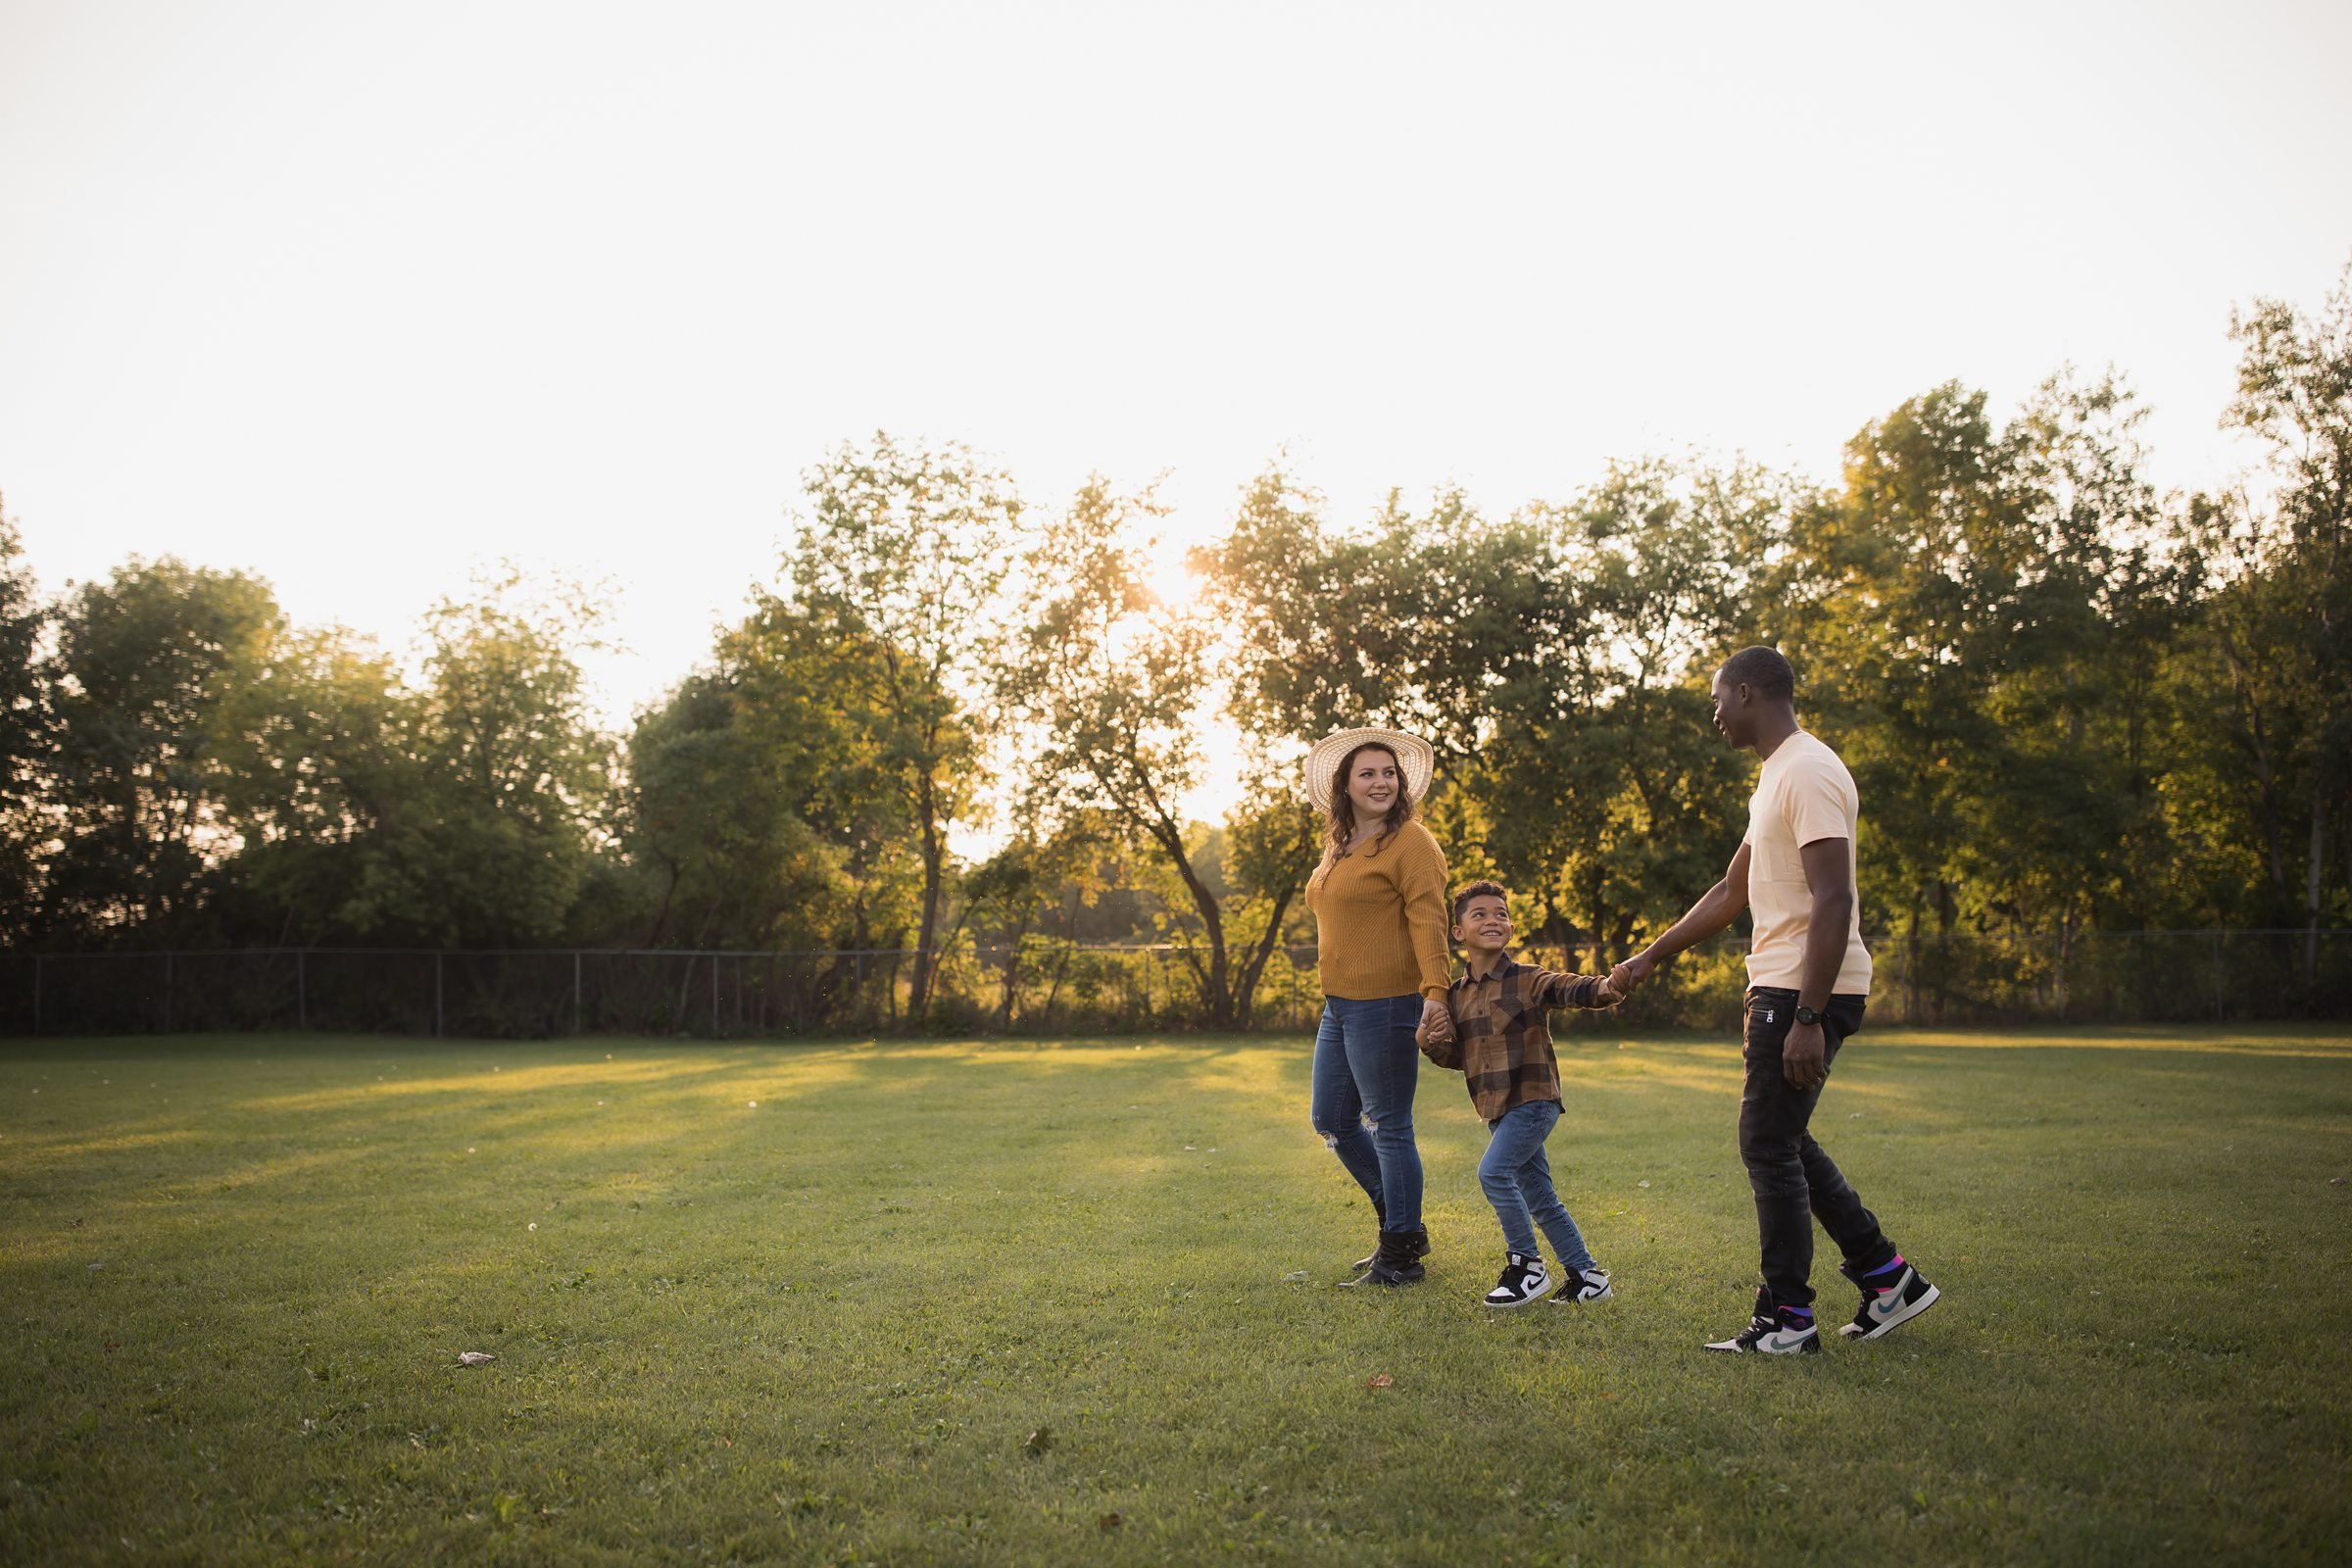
[1465,950,1517,983]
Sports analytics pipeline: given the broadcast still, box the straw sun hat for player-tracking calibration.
[1303,727,1436,816]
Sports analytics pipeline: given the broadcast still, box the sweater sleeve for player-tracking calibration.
[1396,825,1453,1001]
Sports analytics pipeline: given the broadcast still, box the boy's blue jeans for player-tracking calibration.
[1308,995,1424,1232]
[1479,1099,1596,1273]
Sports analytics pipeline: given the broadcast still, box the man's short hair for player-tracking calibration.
[1720,645,1796,702]
[1451,878,1510,922]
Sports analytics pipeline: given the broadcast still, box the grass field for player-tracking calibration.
[3,1025,2349,1566]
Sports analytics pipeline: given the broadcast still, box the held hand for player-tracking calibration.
[1419,997,1454,1044]
[1607,953,1655,999]
[1588,975,1624,1007]
[1782,1020,1829,1092]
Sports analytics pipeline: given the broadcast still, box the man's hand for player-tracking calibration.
[1418,996,1454,1045]
[1588,975,1624,1007]
[1607,952,1655,999]
[1783,1019,1829,1091]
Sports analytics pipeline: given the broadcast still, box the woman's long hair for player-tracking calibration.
[1319,742,1418,871]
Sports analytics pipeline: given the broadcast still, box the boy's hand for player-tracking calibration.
[1588,975,1625,1007]
[1607,952,1655,998]
[1418,996,1454,1046]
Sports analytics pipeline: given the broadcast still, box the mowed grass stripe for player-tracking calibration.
[3,1027,2348,1566]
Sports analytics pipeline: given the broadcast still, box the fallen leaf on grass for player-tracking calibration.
[1598,1391,1617,1400]
[1098,1512,1122,1533]
[457,1351,496,1367]
[1023,1427,1053,1455]
[1365,1373,1394,1390]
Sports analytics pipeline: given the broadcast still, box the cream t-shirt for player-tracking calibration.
[1743,730,1872,996]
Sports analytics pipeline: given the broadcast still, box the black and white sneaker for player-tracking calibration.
[1483,1252,1554,1308]
[1705,1290,1821,1354]
[1838,1258,1940,1341]
[1550,1267,1613,1304]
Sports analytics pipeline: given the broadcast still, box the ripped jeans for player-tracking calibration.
[1309,994,1424,1232]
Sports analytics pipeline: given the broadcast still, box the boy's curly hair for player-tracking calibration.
[1451,878,1510,922]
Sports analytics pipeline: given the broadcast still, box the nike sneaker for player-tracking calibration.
[1705,1289,1821,1354]
[1550,1267,1614,1304]
[1838,1257,1940,1340]
[1483,1252,1554,1308]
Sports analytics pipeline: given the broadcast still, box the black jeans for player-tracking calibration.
[1739,986,1897,1309]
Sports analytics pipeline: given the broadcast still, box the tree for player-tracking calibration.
[1001,477,1313,1028]
[337,569,612,946]
[2222,261,2352,967]
[1775,385,2017,980]
[208,623,419,943]
[1479,458,1786,968]
[1203,467,1533,770]
[0,501,48,941]
[788,434,1021,1019]
[39,558,282,942]
[1956,372,2185,941]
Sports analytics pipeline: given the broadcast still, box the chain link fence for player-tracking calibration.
[2,930,2347,1040]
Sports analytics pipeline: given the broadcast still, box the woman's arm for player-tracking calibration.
[1396,826,1453,1003]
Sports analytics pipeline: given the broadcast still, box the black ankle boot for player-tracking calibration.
[1345,1229,1428,1287]
[1352,1208,1431,1273]
[1351,1202,1388,1273]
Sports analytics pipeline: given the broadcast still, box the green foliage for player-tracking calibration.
[4,262,2351,999]
[1000,478,1322,1027]
[787,432,1023,1016]
[38,557,284,940]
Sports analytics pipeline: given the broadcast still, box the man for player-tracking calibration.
[1610,646,1938,1355]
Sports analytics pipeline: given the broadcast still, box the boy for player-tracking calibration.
[1418,879,1623,1308]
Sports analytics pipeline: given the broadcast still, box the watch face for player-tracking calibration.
[1795,1006,1820,1026]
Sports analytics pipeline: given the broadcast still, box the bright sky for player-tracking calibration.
[4,0,2348,823]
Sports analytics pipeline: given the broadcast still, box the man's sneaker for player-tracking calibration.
[1838,1257,1940,1340]
[1550,1267,1613,1304]
[1483,1252,1554,1308]
[1704,1289,1821,1354]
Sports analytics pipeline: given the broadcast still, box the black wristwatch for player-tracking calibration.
[1794,1004,1822,1027]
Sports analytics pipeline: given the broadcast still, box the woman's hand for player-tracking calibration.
[1419,996,1454,1045]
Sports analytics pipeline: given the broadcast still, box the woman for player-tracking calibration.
[1304,726,1454,1286]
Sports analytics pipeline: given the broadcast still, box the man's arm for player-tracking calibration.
[1608,843,1751,995]
[1778,837,1854,1091]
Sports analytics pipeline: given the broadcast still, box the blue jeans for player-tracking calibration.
[1309,995,1424,1231]
[1478,1100,1596,1273]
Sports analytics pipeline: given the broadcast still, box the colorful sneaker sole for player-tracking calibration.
[1704,1325,1821,1354]
[1839,1278,1940,1340]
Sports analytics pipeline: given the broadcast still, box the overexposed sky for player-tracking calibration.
[4,0,2348,776]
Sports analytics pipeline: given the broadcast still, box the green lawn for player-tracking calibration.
[3,1025,2348,1566]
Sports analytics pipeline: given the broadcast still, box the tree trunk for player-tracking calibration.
[2307,781,2329,997]
[908,771,945,1021]
[1231,880,1305,1031]
[1148,814,1233,1029]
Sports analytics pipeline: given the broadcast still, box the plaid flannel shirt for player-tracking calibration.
[1422,955,1610,1122]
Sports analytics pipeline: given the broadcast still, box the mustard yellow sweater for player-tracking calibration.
[1306,818,1453,1002]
